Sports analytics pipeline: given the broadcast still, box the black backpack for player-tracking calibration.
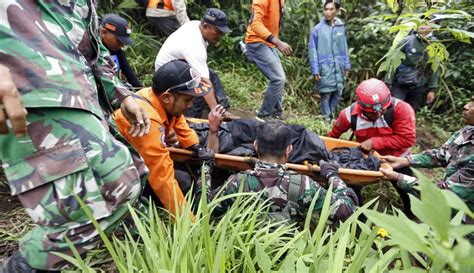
[349,103,395,141]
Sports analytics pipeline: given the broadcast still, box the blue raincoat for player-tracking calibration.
[308,18,350,94]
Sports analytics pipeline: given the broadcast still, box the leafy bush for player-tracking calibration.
[63,171,473,272]
[365,171,474,272]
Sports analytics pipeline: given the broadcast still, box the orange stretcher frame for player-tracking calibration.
[167,118,392,186]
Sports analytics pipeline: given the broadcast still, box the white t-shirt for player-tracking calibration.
[154,21,209,79]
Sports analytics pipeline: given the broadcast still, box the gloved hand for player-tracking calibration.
[189,144,216,172]
[319,160,340,181]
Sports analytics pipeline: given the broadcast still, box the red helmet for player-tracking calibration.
[355,78,392,113]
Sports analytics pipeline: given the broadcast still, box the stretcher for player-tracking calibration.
[168,118,392,186]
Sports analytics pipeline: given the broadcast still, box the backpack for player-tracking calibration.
[349,103,395,141]
[395,35,421,86]
[238,171,303,226]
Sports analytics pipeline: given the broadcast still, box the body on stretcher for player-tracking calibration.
[167,118,393,186]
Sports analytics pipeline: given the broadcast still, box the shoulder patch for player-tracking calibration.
[160,126,166,147]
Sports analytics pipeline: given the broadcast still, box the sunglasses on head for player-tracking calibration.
[165,76,201,94]
[164,67,201,94]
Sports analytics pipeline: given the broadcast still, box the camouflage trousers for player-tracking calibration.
[0,108,144,270]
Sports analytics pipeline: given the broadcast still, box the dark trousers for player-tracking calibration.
[393,167,415,218]
[142,169,192,207]
[147,16,180,37]
[185,68,230,118]
[391,84,427,112]
[349,166,414,218]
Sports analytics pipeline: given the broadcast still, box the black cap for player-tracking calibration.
[202,8,232,33]
[152,60,211,97]
[100,14,135,46]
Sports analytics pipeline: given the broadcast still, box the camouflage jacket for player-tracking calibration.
[0,0,130,118]
[208,161,358,224]
[399,126,474,211]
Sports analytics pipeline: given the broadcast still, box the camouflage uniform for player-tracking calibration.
[0,0,145,270]
[208,161,358,224]
[398,126,474,212]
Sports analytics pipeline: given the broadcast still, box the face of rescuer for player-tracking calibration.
[463,97,474,126]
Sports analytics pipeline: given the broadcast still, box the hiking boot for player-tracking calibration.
[256,114,278,122]
[0,251,60,273]
[272,112,289,121]
[255,115,268,122]
[322,116,333,125]
[223,111,240,121]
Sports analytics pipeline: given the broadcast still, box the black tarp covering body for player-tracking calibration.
[189,119,380,171]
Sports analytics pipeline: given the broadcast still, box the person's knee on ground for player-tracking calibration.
[142,168,193,207]
[175,169,193,194]
[0,109,143,271]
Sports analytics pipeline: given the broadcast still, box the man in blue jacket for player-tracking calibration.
[308,1,350,122]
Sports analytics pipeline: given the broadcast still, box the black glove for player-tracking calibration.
[319,160,340,181]
[189,144,216,171]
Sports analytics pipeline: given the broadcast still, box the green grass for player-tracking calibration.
[62,170,473,272]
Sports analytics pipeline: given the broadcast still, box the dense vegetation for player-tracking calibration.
[0,0,472,272]
[99,0,473,135]
[79,1,474,272]
[66,172,474,272]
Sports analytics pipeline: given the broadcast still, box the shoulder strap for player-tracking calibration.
[401,34,416,52]
[131,92,153,106]
[349,104,357,141]
[407,34,417,51]
[287,174,301,204]
[383,103,395,127]
[238,170,255,192]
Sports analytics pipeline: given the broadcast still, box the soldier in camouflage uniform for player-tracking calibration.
[199,121,358,225]
[382,96,474,218]
[0,0,151,271]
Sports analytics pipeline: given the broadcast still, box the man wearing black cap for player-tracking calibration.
[101,14,142,88]
[155,8,237,119]
[114,60,224,216]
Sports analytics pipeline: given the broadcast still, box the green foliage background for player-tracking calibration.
[99,0,473,134]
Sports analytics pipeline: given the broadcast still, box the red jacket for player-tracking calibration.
[327,99,416,157]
